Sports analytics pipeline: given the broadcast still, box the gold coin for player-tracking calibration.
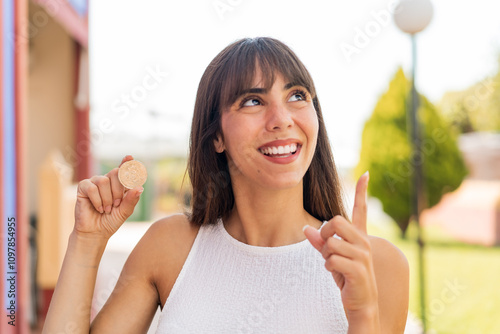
[118,160,148,189]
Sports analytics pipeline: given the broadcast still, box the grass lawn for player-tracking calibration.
[368,220,500,334]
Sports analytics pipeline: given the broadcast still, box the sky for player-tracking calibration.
[89,0,500,167]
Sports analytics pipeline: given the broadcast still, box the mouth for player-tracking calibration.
[258,143,301,158]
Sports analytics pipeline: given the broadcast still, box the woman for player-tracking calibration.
[43,37,409,333]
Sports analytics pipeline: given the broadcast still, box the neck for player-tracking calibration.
[224,179,322,247]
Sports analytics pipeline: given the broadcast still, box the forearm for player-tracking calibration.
[42,231,108,334]
[347,306,381,334]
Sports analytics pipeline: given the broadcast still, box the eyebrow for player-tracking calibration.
[240,82,299,95]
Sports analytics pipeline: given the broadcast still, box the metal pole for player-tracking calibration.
[409,34,427,333]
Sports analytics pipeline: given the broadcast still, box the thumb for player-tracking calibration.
[303,225,325,252]
[119,186,143,219]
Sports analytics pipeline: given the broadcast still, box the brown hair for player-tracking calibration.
[187,37,348,226]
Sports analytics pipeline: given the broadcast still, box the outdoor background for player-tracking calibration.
[89,1,500,334]
[7,0,498,333]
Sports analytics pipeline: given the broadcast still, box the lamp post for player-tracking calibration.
[393,0,433,332]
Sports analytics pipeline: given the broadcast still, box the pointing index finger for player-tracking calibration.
[352,171,369,234]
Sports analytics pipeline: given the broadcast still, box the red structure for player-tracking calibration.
[1,1,89,332]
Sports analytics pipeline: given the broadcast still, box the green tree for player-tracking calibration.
[355,68,468,237]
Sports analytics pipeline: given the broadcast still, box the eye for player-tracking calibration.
[241,98,261,107]
[288,89,308,102]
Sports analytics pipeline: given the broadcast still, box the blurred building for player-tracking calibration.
[1,0,89,332]
[422,132,500,246]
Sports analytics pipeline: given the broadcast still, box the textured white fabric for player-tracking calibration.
[155,219,348,334]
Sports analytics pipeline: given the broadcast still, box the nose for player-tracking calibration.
[266,101,293,131]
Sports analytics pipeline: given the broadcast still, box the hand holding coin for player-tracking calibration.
[74,155,146,240]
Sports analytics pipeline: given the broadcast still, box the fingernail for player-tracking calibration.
[302,225,310,232]
[98,206,104,214]
[135,187,144,198]
[105,205,112,214]
[113,199,121,207]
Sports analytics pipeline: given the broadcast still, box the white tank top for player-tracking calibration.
[155,219,348,334]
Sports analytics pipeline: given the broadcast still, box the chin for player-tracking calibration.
[260,174,304,191]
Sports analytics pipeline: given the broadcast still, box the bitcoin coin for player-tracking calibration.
[118,160,147,189]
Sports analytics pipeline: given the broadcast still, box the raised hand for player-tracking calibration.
[303,172,379,320]
[74,155,144,240]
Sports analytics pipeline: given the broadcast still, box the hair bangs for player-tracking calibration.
[218,38,317,111]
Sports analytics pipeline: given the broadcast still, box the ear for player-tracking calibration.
[214,134,225,153]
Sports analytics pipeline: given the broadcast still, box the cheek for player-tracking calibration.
[312,114,319,138]
[309,119,319,155]
[298,110,319,163]
[220,115,256,157]
[298,108,319,142]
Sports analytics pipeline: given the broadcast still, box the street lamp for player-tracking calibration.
[393,0,433,332]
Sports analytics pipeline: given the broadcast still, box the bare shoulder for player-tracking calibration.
[140,214,200,307]
[144,213,200,247]
[368,235,409,333]
[368,235,409,272]
[139,213,200,271]
[128,213,199,263]
[368,235,409,290]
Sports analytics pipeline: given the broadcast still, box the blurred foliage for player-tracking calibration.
[155,157,190,214]
[439,56,500,133]
[100,157,190,218]
[355,68,468,237]
[369,221,500,334]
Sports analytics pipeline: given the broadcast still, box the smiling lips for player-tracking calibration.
[259,143,299,158]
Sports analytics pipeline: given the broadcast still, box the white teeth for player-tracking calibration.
[260,143,300,156]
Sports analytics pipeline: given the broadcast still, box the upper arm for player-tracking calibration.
[90,214,192,333]
[369,236,410,334]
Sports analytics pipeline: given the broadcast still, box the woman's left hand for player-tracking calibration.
[304,172,379,321]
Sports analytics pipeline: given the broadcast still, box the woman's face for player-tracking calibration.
[217,70,319,191]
